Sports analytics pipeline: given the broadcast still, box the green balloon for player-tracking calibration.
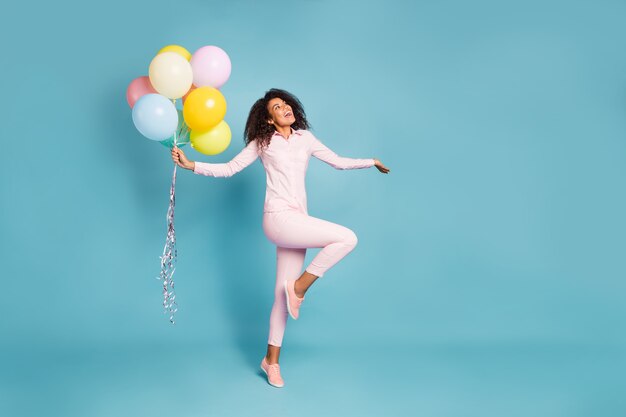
[160,110,190,149]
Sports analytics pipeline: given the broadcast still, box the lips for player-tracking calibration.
[284,111,293,118]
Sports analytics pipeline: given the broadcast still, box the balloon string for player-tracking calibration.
[173,99,178,147]
[158,108,179,325]
[158,163,179,324]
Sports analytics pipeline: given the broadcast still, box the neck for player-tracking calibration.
[274,125,293,139]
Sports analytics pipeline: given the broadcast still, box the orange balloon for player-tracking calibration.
[182,85,197,104]
[183,86,227,131]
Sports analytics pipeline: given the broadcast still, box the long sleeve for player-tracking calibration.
[309,134,375,170]
[193,139,260,178]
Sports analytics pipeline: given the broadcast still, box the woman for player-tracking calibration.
[171,88,390,388]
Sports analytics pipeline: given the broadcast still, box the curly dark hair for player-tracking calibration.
[244,88,311,153]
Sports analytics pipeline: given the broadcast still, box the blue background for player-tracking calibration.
[2,0,626,415]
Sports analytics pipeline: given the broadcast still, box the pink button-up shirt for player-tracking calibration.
[193,128,375,214]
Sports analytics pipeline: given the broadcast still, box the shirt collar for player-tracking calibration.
[272,128,303,137]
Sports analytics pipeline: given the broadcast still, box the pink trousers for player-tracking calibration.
[262,209,359,347]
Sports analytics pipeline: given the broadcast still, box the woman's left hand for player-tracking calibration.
[374,159,390,174]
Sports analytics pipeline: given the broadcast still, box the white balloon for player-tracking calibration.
[149,52,193,99]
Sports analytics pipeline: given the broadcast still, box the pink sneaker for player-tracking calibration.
[284,279,304,320]
[260,357,284,388]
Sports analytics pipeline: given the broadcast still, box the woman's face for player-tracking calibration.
[267,98,295,127]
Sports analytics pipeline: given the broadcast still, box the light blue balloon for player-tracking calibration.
[132,94,178,141]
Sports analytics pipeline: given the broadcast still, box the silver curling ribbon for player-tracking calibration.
[158,118,179,324]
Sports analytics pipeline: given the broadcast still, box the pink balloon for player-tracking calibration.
[126,76,158,108]
[190,46,232,89]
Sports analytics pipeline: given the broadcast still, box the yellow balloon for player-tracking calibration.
[183,86,227,131]
[190,121,232,155]
[158,45,192,61]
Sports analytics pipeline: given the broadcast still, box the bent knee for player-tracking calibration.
[343,229,358,248]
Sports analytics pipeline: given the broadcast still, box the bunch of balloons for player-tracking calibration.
[127,44,233,325]
[126,44,233,155]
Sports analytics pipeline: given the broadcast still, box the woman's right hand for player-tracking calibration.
[171,146,195,170]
